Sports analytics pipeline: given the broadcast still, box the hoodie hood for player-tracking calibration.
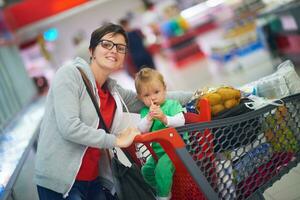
[73,57,127,135]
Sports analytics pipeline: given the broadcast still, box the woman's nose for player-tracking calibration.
[110,45,118,53]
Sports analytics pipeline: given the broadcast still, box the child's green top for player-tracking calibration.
[140,99,183,156]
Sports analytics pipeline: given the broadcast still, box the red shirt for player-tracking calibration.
[76,83,116,181]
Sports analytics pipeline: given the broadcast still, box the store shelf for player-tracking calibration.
[275,34,300,54]
[162,31,195,48]
[193,21,217,36]
[161,30,208,68]
[0,97,45,200]
[174,52,205,68]
[256,0,300,66]
[162,21,217,48]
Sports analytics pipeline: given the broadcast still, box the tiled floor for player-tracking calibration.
[263,163,300,200]
[111,28,300,199]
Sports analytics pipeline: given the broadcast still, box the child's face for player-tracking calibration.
[138,81,166,107]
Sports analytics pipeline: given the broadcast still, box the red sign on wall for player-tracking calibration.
[3,0,88,30]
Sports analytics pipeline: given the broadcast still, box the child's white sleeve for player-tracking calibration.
[166,112,185,127]
[137,115,153,133]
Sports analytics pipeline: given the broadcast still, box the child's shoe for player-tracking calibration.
[156,194,171,200]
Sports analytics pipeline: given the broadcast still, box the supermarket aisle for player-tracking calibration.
[113,28,278,92]
[154,48,300,200]
[154,49,275,91]
[155,53,300,200]
[112,48,276,92]
[4,43,300,200]
[110,30,300,199]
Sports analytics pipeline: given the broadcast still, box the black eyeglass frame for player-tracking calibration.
[98,39,128,54]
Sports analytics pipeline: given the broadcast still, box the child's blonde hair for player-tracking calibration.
[135,67,166,94]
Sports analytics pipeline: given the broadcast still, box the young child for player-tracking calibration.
[135,67,185,200]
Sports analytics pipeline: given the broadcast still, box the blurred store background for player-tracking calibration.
[1,0,300,199]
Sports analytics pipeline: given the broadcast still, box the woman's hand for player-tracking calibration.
[115,127,140,148]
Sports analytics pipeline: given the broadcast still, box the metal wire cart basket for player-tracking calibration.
[127,93,300,200]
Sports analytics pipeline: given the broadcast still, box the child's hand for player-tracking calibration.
[149,102,167,125]
[149,100,157,118]
[146,100,157,121]
[147,113,153,121]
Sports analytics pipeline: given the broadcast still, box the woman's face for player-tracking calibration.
[138,80,166,107]
[90,33,127,72]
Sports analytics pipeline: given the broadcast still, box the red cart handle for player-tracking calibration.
[134,98,211,147]
[134,127,185,148]
[132,98,211,172]
[134,128,187,172]
[184,98,211,123]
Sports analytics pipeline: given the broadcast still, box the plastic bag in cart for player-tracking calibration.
[240,60,300,99]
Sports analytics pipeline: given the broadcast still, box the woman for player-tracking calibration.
[35,23,191,200]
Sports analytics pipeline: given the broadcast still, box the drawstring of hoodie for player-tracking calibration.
[115,89,135,127]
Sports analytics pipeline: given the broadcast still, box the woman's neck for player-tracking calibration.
[90,63,109,87]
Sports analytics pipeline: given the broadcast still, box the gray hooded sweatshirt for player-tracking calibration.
[34,57,192,197]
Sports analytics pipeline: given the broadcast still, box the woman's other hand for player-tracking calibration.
[115,127,140,148]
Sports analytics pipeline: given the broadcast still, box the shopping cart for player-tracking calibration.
[126,93,300,200]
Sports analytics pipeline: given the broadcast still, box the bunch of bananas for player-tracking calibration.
[196,86,241,116]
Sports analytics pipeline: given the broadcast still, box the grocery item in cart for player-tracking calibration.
[232,143,272,183]
[215,153,237,200]
[192,86,242,116]
[256,75,289,99]
[184,98,198,114]
[240,60,300,99]
[278,60,300,95]
[213,98,254,119]
[264,106,299,152]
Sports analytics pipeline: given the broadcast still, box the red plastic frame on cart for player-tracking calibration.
[125,99,213,200]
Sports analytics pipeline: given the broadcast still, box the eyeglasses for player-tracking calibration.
[98,40,128,54]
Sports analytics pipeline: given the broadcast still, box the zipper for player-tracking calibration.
[63,111,100,198]
[63,146,88,198]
